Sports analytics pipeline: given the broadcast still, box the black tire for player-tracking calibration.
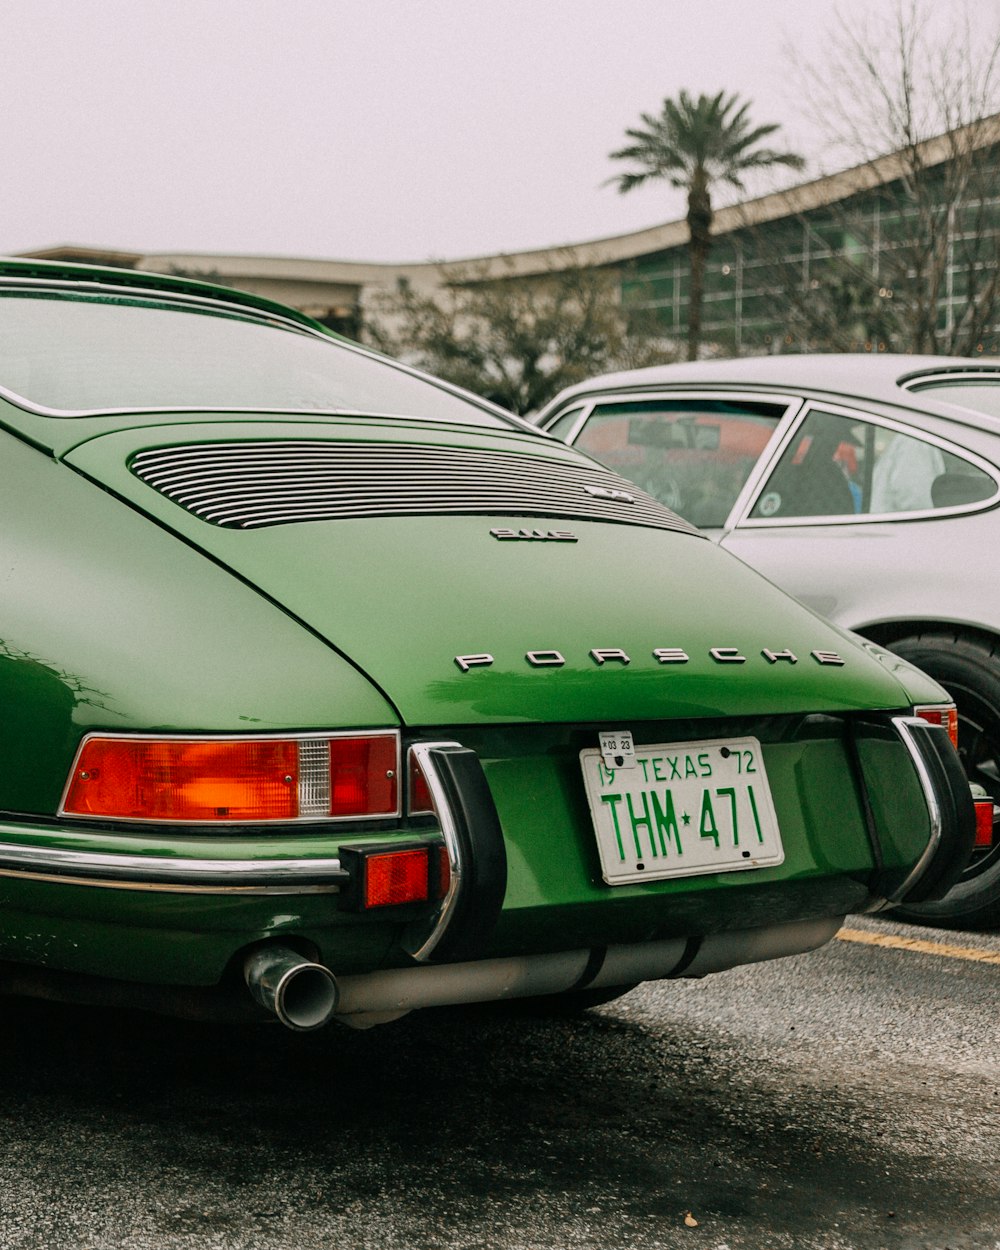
[887,632,1000,929]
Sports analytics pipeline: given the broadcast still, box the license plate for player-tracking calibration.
[580,736,784,885]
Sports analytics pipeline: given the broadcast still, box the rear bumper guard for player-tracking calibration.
[888,716,975,904]
[404,742,507,963]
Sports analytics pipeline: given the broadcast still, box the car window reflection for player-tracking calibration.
[572,398,783,529]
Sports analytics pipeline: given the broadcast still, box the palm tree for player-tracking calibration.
[610,91,804,360]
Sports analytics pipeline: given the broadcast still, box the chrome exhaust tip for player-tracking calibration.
[244,946,339,1032]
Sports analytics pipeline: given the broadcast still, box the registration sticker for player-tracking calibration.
[598,728,636,770]
[579,736,784,885]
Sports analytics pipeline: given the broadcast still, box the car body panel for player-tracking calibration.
[0,430,399,815]
[62,419,926,725]
[720,515,993,636]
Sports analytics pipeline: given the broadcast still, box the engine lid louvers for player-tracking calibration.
[129,440,699,535]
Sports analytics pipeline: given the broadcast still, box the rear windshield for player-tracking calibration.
[908,376,1000,419]
[0,292,510,426]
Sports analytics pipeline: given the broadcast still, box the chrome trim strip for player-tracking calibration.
[0,841,347,895]
[0,276,317,335]
[889,715,944,903]
[405,742,465,963]
[899,368,1000,392]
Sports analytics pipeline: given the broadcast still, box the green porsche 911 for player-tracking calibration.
[0,259,977,1029]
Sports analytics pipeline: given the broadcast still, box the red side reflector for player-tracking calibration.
[364,848,430,907]
[914,704,959,748]
[974,800,995,850]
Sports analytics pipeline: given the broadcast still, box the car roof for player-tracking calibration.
[0,255,329,334]
[539,352,1000,435]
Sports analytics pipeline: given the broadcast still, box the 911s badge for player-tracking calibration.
[454,647,845,671]
[490,527,578,542]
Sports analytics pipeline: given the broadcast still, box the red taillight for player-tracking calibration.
[330,736,398,818]
[437,844,451,898]
[62,732,399,823]
[408,753,434,815]
[974,799,995,850]
[62,737,299,822]
[914,704,959,748]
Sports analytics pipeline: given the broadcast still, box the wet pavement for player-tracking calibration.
[0,914,996,1250]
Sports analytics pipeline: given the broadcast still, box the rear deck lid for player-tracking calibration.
[66,420,919,725]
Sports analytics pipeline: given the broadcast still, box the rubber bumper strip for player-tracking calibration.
[845,716,886,885]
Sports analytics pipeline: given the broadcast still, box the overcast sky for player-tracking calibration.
[4,0,999,263]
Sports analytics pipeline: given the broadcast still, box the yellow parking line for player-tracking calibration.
[837,927,1000,965]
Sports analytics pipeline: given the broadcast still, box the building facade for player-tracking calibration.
[20,117,1000,358]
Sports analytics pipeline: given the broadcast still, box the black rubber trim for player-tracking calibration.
[897,722,975,904]
[845,719,885,881]
[569,946,608,991]
[425,745,508,963]
[666,936,703,978]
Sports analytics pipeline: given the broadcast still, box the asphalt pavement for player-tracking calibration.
[0,913,996,1250]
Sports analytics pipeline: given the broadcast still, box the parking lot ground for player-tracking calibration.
[0,915,996,1250]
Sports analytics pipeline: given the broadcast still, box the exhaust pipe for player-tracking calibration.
[244,946,339,1031]
[243,917,843,1030]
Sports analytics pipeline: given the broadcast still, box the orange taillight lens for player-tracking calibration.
[914,704,959,749]
[62,733,399,823]
[63,737,298,821]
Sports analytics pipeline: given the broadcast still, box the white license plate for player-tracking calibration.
[580,736,784,885]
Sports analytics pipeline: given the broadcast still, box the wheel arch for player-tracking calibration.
[856,619,1000,654]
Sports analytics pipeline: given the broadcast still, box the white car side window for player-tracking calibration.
[751,406,996,520]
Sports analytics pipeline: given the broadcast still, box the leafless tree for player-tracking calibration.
[774,0,1000,354]
[364,255,673,415]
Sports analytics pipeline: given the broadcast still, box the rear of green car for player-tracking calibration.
[0,260,974,1028]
